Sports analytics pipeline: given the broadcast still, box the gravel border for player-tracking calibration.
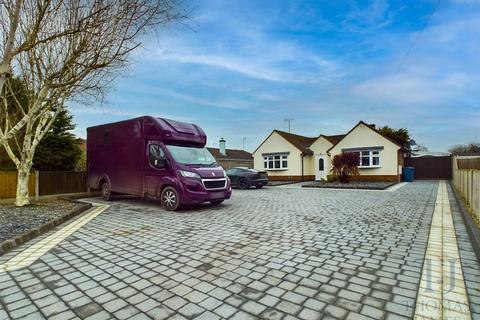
[302,181,398,190]
[0,199,92,256]
[267,181,301,186]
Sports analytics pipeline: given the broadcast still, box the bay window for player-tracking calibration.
[263,154,288,170]
[353,150,380,168]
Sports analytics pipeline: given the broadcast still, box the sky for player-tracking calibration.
[71,0,480,152]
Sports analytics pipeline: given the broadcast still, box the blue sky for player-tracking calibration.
[71,0,480,152]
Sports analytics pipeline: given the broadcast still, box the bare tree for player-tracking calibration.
[0,0,185,206]
[448,143,480,155]
[412,144,428,152]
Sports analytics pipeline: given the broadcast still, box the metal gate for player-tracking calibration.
[404,156,452,180]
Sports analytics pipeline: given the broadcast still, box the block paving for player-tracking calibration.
[0,181,478,319]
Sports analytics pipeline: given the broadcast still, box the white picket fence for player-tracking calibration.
[452,157,480,221]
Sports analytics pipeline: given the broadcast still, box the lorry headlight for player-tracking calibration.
[179,170,201,179]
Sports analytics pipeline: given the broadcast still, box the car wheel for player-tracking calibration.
[238,178,250,189]
[161,186,180,211]
[101,181,113,201]
[210,200,224,205]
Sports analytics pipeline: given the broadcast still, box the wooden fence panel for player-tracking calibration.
[457,158,480,170]
[39,171,87,196]
[453,168,480,221]
[404,156,452,180]
[0,171,35,199]
[218,160,254,170]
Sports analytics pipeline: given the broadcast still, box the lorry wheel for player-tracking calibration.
[161,186,180,211]
[101,181,113,201]
[210,200,224,205]
[238,178,250,189]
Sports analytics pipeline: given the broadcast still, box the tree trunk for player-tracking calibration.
[15,165,31,206]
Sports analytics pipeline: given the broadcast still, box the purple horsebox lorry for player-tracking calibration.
[87,116,232,210]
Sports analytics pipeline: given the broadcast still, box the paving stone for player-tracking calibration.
[178,303,205,318]
[136,298,160,313]
[103,298,128,313]
[282,291,307,304]
[323,305,348,318]
[199,297,223,310]
[298,307,322,320]
[335,297,362,312]
[75,302,103,318]
[276,300,302,315]
[41,301,69,317]
[128,313,152,320]
[361,304,386,319]
[214,304,237,318]
[49,310,77,320]
[2,182,473,320]
[260,308,285,320]
[162,296,188,310]
[146,306,174,320]
[85,310,111,320]
[114,305,140,319]
[8,304,38,319]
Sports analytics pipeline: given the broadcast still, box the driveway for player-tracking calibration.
[0,181,478,319]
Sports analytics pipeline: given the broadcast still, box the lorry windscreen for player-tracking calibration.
[166,145,217,166]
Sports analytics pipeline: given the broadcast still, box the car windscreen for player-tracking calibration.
[165,145,217,166]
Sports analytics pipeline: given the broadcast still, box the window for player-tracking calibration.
[165,145,216,166]
[354,150,380,168]
[263,154,288,170]
[318,158,324,171]
[226,168,238,175]
[149,144,166,168]
[360,151,370,167]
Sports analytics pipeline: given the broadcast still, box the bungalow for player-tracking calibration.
[252,121,404,181]
[208,138,254,169]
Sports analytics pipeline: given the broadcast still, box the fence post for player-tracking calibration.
[35,170,40,201]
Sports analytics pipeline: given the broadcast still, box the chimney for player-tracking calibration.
[219,138,226,156]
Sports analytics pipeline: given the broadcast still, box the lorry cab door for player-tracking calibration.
[145,143,170,198]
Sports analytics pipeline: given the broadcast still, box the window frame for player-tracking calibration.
[354,150,381,168]
[263,154,288,171]
[148,144,167,169]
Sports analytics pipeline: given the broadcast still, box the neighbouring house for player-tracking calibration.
[253,121,404,181]
[208,138,254,169]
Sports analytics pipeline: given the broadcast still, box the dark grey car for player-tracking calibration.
[226,167,269,189]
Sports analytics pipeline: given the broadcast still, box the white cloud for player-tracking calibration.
[157,51,289,82]
[352,72,475,105]
[70,105,195,122]
[155,88,249,110]
[341,0,394,33]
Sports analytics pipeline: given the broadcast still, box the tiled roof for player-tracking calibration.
[274,130,318,154]
[207,147,253,160]
[327,121,403,152]
[323,134,346,145]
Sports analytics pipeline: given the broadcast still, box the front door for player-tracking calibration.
[315,154,328,180]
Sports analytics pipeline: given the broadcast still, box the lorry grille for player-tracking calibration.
[202,178,227,190]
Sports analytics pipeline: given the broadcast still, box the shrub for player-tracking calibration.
[331,152,360,183]
[327,174,338,182]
